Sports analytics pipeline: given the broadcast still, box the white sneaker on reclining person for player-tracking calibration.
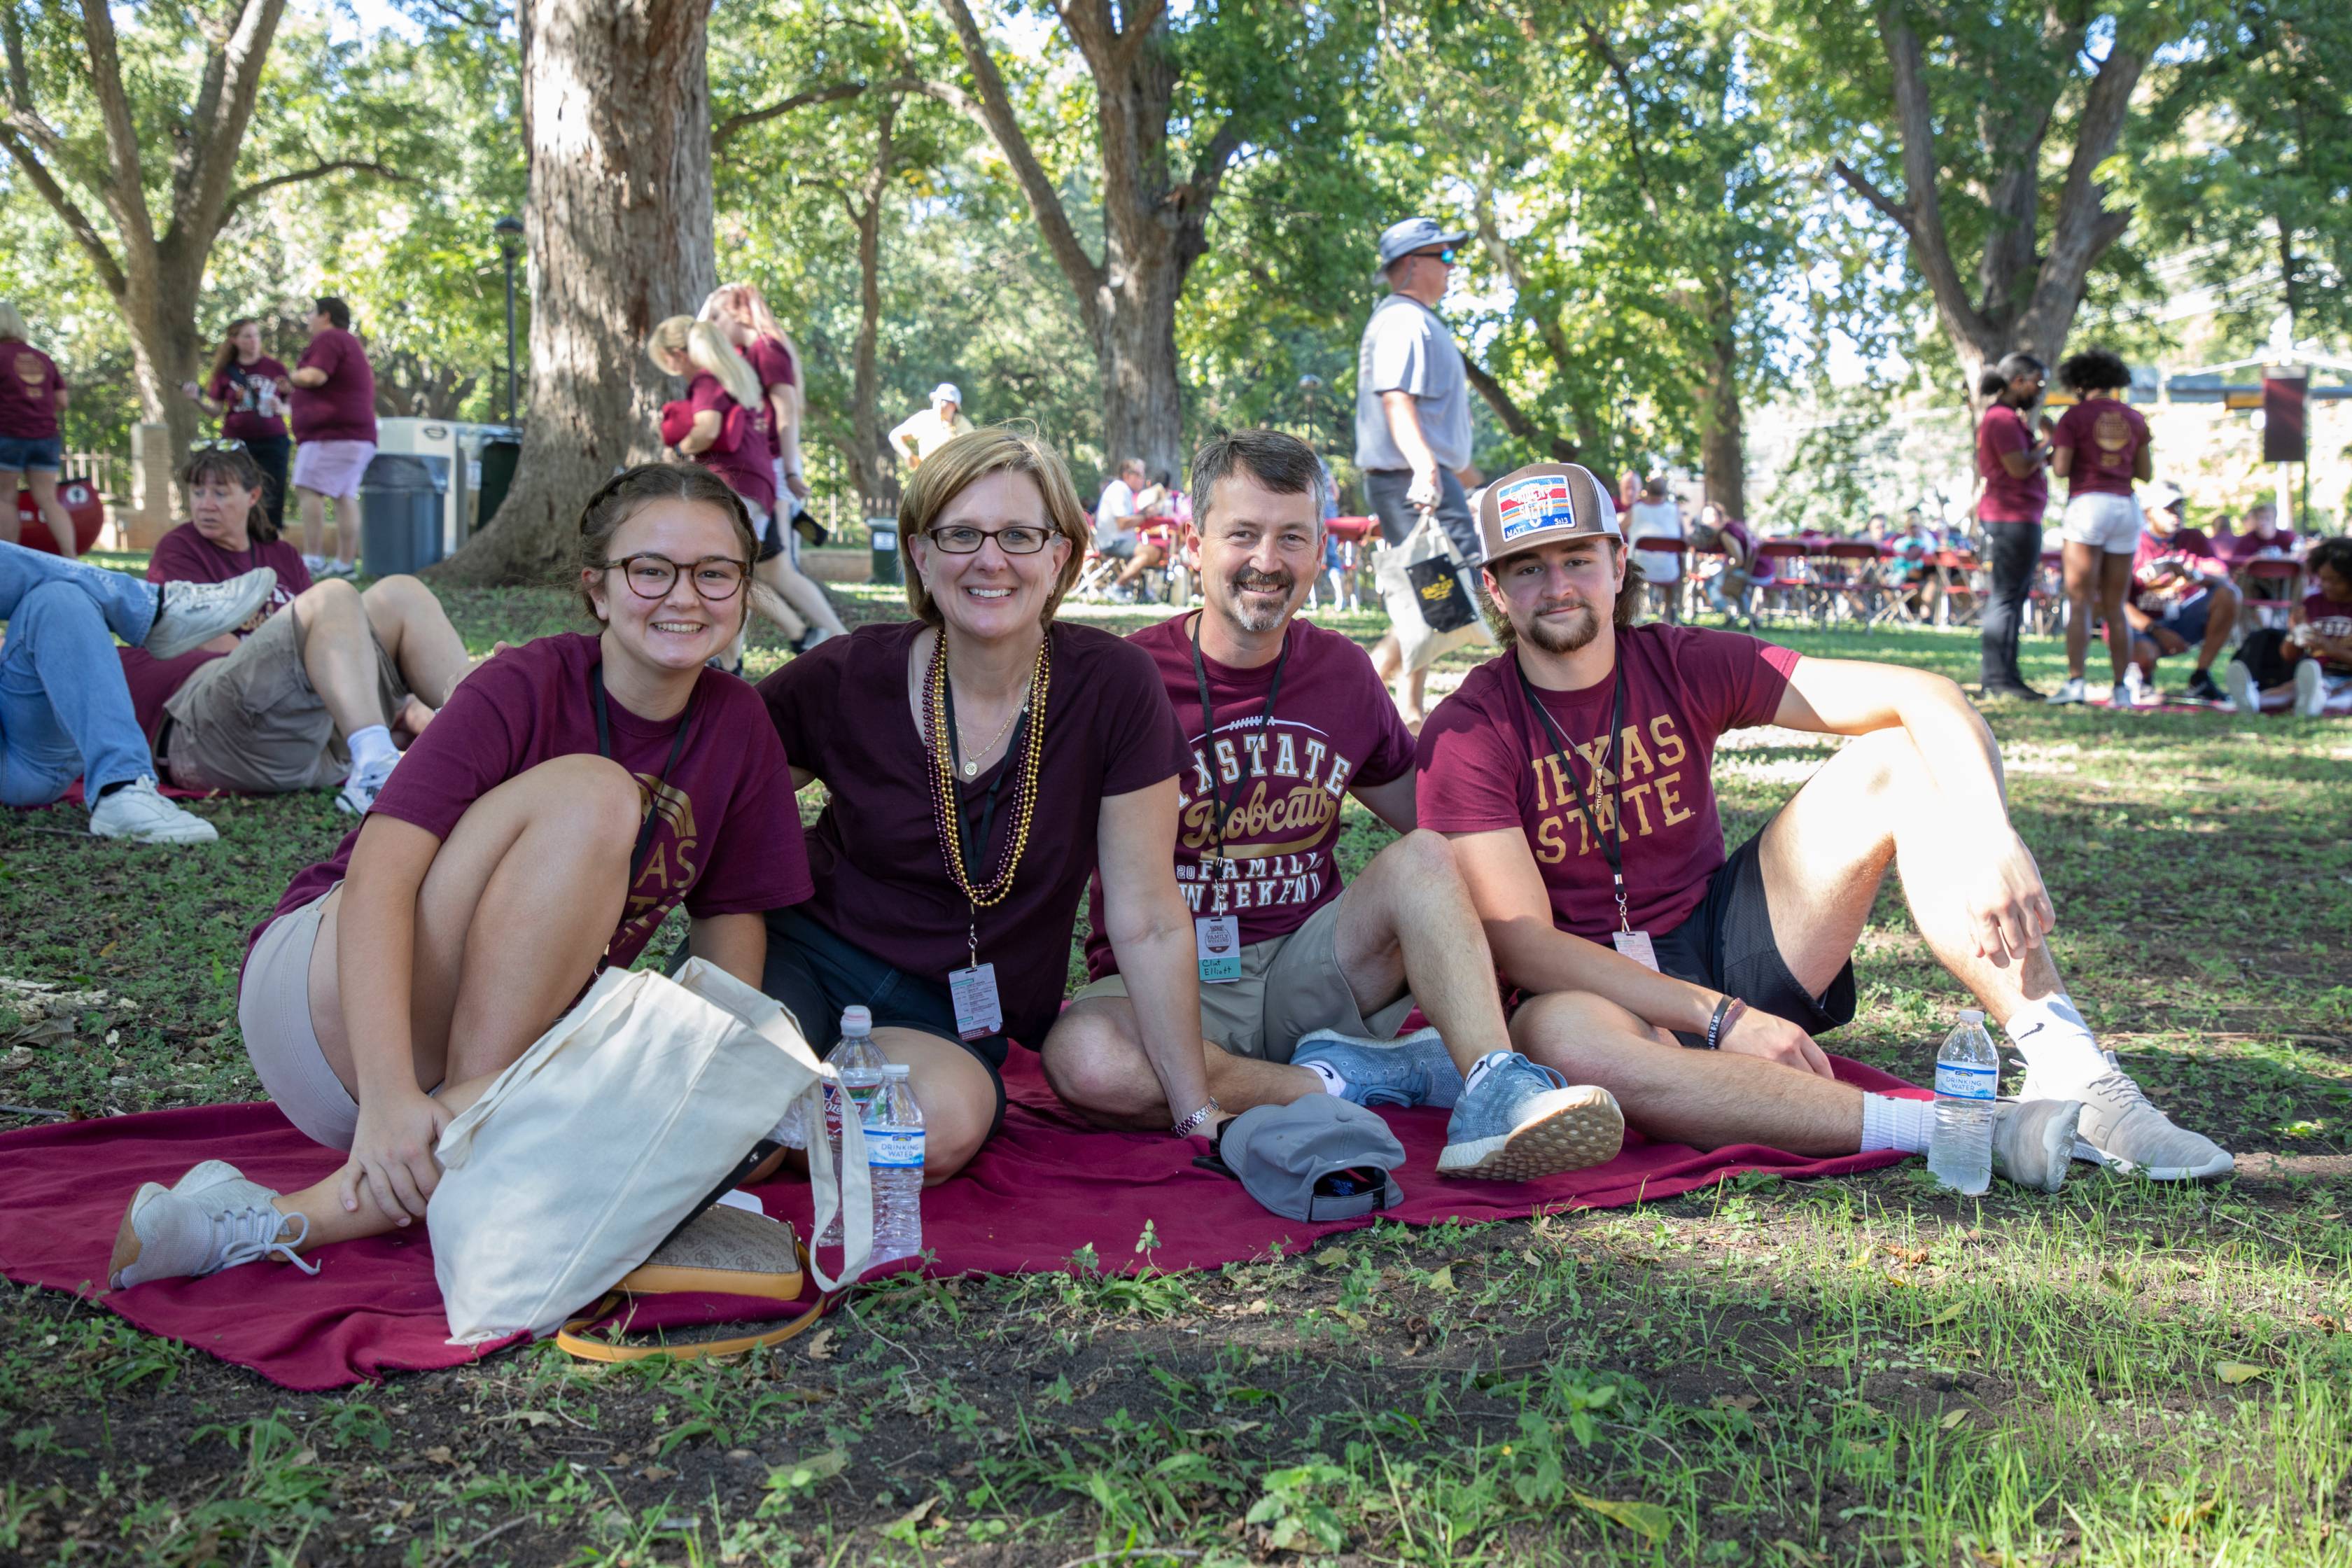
[2225,661,2259,715]
[88,776,216,844]
[145,567,278,659]
[2295,658,2325,718]
[109,1160,316,1288]
[1990,1098,2083,1192]
[335,751,400,816]
[2045,676,2086,706]
[2019,1054,2234,1182]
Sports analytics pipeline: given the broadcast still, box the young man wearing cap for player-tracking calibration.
[888,384,974,470]
[1043,430,1626,1181]
[1415,462,2234,1184]
[2120,486,2239,706]
[1357,216,1485,727]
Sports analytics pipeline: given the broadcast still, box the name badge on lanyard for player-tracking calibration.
[948,962,1003,1040]
[1521,659,1657,968]
[1190,615,1289,984]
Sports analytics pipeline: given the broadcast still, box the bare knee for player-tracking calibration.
[1511,990,1670,1074]
[516,753,640,841]
[361,573,430,615]
[295,576,364,622]
[1040,1002,1155,1120]
[1833,724,1930,802]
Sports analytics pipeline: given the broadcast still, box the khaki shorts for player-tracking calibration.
[162,603,408,793]
[238,886,361,1151]
[1070,893,1416,1062]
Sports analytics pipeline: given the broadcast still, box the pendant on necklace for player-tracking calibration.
[963,760,979,778]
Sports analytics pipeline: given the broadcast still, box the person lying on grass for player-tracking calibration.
[752,428,1204,1182]
[1414,461,2233,1189]
[117,444,476,817]
[1042,427,1626,1180]
[110,464,812,1288]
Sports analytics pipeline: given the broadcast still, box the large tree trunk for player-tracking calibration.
[849,99,900,517]
[438,0,716,584]
[1698,286,1746,520]
[1096,244,1186,479]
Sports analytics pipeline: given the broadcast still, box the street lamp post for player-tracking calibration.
[493,214,524,424]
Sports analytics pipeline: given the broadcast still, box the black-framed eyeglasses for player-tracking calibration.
[597,552,750,600]
[926,523,1054,555]
[188,438,248,453]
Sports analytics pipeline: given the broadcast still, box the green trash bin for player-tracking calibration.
[868,517,901,586]
[475,438,521,533]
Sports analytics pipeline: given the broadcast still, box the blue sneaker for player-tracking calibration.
[1437,1054,1623,1181]
[1290,1027,1466,1110]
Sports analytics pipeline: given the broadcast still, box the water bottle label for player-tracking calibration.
[867,1130,926,1169]
[1934,1062,1999,1100]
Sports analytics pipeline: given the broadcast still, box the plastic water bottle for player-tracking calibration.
[866,1063,927,1265]
[818,1007,887,1245]
[1928,1009,1999,1195]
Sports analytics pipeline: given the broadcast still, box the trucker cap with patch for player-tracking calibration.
[1208,1096,1406,1222]
[1476,461,1621,566]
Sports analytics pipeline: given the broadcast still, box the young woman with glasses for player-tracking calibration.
[755,428,1213,1181]
[108,465,814,1290]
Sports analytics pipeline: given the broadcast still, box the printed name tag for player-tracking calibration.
[948,962,1003,1040]
[1611,928,1660,972]
[1196,916,1242,983]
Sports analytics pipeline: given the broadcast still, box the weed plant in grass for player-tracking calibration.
[1,580,2347,1565]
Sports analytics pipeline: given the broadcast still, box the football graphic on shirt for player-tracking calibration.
[2092,407,2131,459]
[13,349,45,396]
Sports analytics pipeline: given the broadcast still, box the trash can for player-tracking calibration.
[475,438,521,534]
[360,454,448,578]
[868,517,901,585]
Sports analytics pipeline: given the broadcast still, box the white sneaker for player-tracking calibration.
[335,751,400,816]
[302,553,328,576]
[2019,1056,2234,1182]
[2225,661,2258,715]
[146,568,277,659]
[88,776,216,844]
[311,557,356,580]
[108,1161,315,1289]
[2122,667,2152,708]
[1990,1099,2084,1192]
[2045,676,2087,706]
[2295,658,2325,718]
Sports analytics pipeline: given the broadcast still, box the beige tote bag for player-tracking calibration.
[430,958,872,1344]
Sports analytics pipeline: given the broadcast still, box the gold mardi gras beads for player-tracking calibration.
[923,629,1051,909]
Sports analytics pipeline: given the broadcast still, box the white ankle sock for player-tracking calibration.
[345,724,397,772]
[1860,1093,1935,1154]
[1462,1050,1515,1096]
[1301,1060,1345,1096]
[2004,995,2106,1092]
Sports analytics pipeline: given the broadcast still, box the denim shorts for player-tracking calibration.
[0,434,62,472]
[2138,589,2213,651]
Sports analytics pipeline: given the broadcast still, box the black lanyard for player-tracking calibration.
[940,673,1028,883]
[1189,612,1292,885]
[1517,655,1632,932]
[592,664,696,887]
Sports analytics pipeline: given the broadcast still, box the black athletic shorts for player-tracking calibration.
[1651,816,1857,1047]
[760,905,1009,1135]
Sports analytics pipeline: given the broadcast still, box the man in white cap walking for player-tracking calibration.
[889,382,974,470]
[1357,216,1483,727]
[1413,461,2233,1184]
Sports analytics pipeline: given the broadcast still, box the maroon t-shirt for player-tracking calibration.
[2052,398,2148,498]
[116,524,312,740]
[0,340,64,439]
[2216,523,2297,566]
[1416,626,1800,946]
[1975,403,2045,522]
[1083,613,1415,979]
[760,620,1188,1048]
[290,328,378,444]
[209,356,290,442]
[256,633,808,971]
[685,372,776,517]
[2303,592,2352,673]
[743,337,796,461]
[2130,527,2226,612]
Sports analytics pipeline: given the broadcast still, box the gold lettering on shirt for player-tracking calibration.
[1650,715,1686,768]
[617,775,701,938]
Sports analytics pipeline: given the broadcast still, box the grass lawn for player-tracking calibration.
[2,578,2349,1567]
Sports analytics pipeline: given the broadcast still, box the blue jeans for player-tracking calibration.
[0,543,160,806]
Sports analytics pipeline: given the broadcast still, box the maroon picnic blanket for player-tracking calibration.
[0,1049,1923,1390]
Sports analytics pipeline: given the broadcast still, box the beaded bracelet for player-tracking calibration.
[1171,1100,1221,1139]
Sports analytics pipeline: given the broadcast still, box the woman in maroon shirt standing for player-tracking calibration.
[1972,351,2052,700]
[758,429,1210,1180]
[0,300,78,559]
[180,318,293,536]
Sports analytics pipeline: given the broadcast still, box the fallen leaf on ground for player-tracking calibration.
[1711,1394,1760,1412]
[1315,1247,1352,1268]
[804,1327,834,1361]
[2216,1361,2267,1385]
[1425,1265,1455,1294]
[1928,1303,1966,1326]
[1940,1408,1968,1429]
[1574,1493,1672,1541]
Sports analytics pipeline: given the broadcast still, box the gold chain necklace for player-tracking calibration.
[923,630,1051,913]
[951,678,1032,778]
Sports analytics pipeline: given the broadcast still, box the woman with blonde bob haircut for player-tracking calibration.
[755,428,1213,1180]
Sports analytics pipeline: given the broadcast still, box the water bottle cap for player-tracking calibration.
[841,1004,872,1032]
[882,1063,911,1077]
[1959,1009,1984,1022]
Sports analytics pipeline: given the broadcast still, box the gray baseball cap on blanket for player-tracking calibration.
[1212,1096,1406,1222]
